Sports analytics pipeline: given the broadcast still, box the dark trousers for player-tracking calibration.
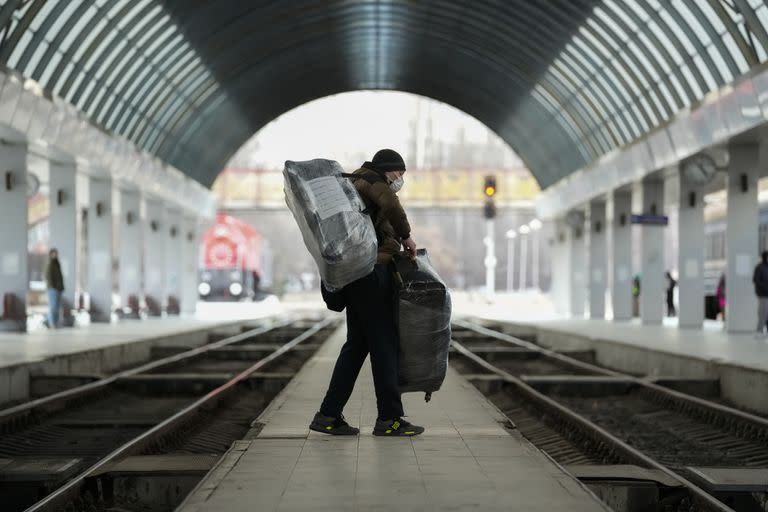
[320,264,404,420]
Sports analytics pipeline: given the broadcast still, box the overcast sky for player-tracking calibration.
[227,91,524,171]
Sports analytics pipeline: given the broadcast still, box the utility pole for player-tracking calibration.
[483,176,497,296]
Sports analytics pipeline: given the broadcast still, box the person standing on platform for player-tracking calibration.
[44,248,65,329]
[716,274,726,321]
[665,271,677,317]
[632,274,641,317]
[753,251,768,335]
[310,149,425,437]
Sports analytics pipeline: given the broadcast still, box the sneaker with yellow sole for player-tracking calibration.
[372,417,425,436]
[309,412,359,435]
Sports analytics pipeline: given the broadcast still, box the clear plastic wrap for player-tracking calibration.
[283,159,377,291]
[394,249,452,398]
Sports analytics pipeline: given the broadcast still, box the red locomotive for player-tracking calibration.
[198,214,262,301]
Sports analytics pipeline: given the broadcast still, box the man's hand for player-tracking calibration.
[403,237,417,259]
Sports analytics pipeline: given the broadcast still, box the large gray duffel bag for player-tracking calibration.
[283,159,377,291]
[393,249,452,401]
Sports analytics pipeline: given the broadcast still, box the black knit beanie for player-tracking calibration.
[363,149,406,173]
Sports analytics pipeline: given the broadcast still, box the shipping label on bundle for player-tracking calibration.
[306,176,352,220]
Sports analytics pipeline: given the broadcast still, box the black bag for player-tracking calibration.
[393,250,451,401]
[320,281,346,312]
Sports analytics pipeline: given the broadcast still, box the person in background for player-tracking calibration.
[310,148,424,437]
[665,271,677,317]
[632,273,641,317]
[251,270,260,296]
[44,248,65,328]
[753,251,768,335]
[716,274,726,321]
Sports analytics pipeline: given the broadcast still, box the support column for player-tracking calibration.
[569,216,586,318]
[49,158,77,326]
[144,199,166,316]
[119,188,141,318]
[550,219,571,316]
[726,144,759,333]
[589,201,606,319]
[181,216,199,315]
[611,190,633,321]
[0,140,28,331]
[165,208,183,314]
[678,174,705,328]
[640,179,665,325]
[87,175,114,322]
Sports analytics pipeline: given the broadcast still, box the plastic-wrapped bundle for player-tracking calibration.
[283,159,377,291]
[394,250,452,400]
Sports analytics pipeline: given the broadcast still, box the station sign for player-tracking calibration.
[631,214,668,226]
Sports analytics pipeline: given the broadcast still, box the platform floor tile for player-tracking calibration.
[178,325,609,512]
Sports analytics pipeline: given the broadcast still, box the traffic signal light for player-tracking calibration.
[483,175,497,218]
[484,175,497,197]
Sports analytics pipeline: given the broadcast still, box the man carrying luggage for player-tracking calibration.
[310,149,424,436]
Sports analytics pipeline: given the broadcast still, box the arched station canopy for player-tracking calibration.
[1,0,768,188]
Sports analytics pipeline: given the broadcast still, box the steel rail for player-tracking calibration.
[23,316,337,512]
[451,339,735,512]
[452,318,624,377]
[454,318,768,436]
[0,317,297,429]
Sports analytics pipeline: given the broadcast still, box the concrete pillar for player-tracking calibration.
[87,175,114,322]
[165,208,183,314]
[0,140,28,331]
[144,199,166,315]
[611,190,633,321]
[725,144,759,333]
[570,217,586,318]
[588,201,606,319]
[118,188,141,317]
[181,216,199,315]
[48,158,77,326]
[639,179,665,325]
[678,174,705,328]
[550,219,571,316]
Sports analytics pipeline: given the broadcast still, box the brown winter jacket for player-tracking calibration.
[351,167,411,264]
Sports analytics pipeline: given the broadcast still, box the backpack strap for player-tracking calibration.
[341,172,386,184]
[341,172,386,217]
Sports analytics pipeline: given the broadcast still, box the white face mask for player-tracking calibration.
[389,177,404,192]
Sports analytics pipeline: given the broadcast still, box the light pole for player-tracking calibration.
[529,219,542,291]
[519,224,530,290]
[483,221,496,296]
[506,229,517,292]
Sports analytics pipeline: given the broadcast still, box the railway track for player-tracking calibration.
[451,319,768,512]
[0,316,339,512]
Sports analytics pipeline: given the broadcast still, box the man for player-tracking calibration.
[310,149,424,437]
[45,248,65,328]
[665,271,676,317]
[754,251,768,334]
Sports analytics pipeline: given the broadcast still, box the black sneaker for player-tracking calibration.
[372,417,425,436]
[309,412,359,436]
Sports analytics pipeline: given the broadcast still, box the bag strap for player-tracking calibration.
[341,172,386,184]
[340,172,385,217]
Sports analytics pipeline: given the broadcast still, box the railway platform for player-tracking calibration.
[177,325,609,512]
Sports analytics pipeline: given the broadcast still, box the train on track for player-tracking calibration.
[703,199,768,318]
[198,214,265,301]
